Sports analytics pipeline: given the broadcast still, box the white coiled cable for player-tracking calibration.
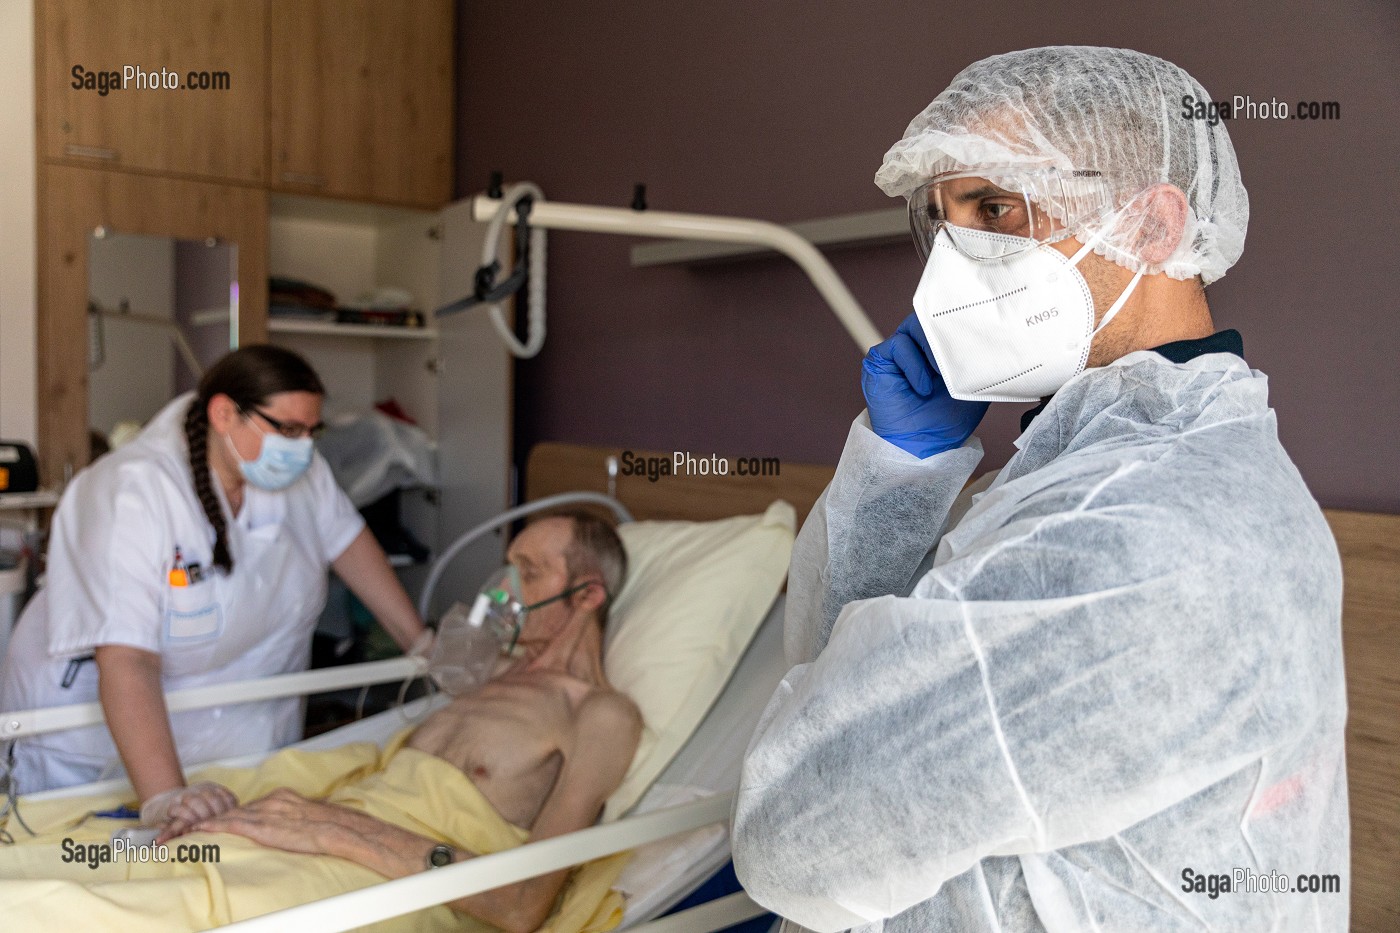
[479,182,547,358]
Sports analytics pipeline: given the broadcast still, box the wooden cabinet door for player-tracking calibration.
[270,0,454,209]
[38,0,267,184]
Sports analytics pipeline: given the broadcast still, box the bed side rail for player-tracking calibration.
[218,792,750,932]
[1,657,420,741]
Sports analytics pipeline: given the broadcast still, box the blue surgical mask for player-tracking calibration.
[225,430,314,492]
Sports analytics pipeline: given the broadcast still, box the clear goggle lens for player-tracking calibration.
[907,167,1116,263]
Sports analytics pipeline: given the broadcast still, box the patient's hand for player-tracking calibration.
[197,788,440,873]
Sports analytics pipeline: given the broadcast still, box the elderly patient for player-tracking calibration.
[182,509,641,933]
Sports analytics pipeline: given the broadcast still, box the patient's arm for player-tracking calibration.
[201,692,641,933]
[197,787,424,859]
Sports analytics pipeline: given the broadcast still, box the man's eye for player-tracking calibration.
[982,201,1016,220]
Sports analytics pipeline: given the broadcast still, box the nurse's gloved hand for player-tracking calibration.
[143,781,239,842]
[408,628,436,668]
[862,313,989,458]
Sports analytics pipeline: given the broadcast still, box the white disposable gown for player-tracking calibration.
[733,349,1347,931]
[0,394,364,792]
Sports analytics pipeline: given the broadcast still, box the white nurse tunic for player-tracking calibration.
[0,394,364,792]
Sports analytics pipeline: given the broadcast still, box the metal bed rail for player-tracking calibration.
[4,663,769,932]
[2,487,773,930]
[219,792,751,932]
[1,657,422,741]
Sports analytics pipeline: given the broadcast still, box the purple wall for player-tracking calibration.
[456,0,1400,512]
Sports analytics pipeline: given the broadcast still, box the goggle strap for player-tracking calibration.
[1067,196,1134,268]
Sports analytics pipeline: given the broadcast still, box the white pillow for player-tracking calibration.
[602,501,795,820]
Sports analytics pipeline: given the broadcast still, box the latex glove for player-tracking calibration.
[141,781,238,842]
[408,628,436,668]
[861,313,989,458]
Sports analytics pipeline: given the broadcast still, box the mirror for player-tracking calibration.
[87,230,237,454]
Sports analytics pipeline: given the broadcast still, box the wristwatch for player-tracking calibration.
[426,843,455,869]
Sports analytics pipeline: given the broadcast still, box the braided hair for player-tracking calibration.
[185,345,325,574]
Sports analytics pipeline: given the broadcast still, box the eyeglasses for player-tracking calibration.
[241,406,325,440]
[908,166,1117,262]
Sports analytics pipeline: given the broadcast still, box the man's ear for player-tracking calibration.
[574,580,608,615]
[1130,183,1189,264]
[207,393,239,434]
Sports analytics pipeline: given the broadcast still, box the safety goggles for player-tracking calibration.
[907,166,1118,263]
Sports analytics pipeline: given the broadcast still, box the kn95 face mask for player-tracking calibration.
[912,222,1142,403]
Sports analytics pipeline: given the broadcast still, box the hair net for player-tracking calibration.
[734,351,1346,931]
[876,46,1249,284]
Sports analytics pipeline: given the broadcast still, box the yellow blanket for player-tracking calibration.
[0,731,628,932]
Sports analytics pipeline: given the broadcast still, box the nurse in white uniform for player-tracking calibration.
[0,345,430,834]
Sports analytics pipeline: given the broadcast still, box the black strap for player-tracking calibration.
[60,654,96,689]
[434,196,534,318]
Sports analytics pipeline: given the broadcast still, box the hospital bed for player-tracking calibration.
[3,188,877,931]
[0,444,845,931]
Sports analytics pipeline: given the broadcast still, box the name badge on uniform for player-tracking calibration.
[166,598,222,641]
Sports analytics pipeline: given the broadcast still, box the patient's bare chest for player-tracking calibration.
[407,672,590,828]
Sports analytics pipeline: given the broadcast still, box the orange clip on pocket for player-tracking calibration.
[169,546,189,587]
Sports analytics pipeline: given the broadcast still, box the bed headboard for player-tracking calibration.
[1324,509,1400,931]
[525,445,1398,927]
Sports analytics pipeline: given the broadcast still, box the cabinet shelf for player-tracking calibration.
[268,319,437,341]
[0,491,61,511]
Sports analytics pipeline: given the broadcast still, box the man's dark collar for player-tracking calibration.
[1019,329,1245,432]
[1151,329,1244,365]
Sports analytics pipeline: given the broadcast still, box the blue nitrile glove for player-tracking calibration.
[861,313,989,458]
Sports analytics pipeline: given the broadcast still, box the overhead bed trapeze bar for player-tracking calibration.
[468,193,884,352]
